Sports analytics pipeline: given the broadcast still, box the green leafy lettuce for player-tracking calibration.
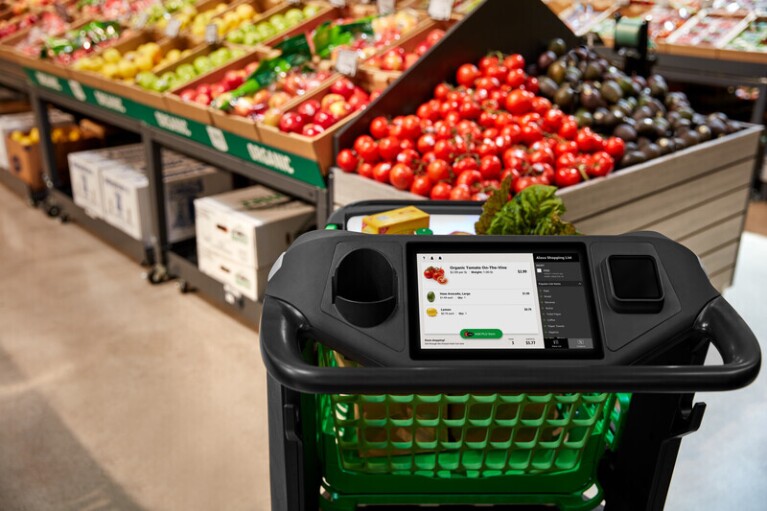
[476,183,577,236]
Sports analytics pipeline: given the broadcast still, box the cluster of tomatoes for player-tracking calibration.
[423,266,447,284]
[335,52,626,200]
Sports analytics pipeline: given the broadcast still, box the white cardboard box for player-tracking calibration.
[197,244,271,302]
[0,109,74,169]
[69,144,217,220]
[101,162,232,245]
[194,186,315,269]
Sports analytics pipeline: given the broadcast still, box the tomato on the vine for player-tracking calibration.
[505,68,526,88]
[434,83,450,100]
[434,139,456,161]
[505,89,534,115]
[410,175,433,196]
[555,139,578,157]
[479,54,500,72]
[354,135,379,163]
[358,162,374,179]
[605,137,626,160]
[531,97,552,115]
[431,182,453,200]
[588,151,614,177]
[336,149,358,173]
[378,136,400,161]
[456,63,480,87]
[450,184,472,201]
[396,148,421,169]
[558,119,578,140]
[543,109,565,132]
[417,133,436,154]
[456,169,483,187]
[372,162,392,183]
[514,175,543,194]
[479,155,502,179]
[520,123,544,144]
[426,159,451,182]
[576,128,605,153]
[472,191,490,202]
[530,147,555,166]
[504,53,525,70]
[389,163,415,190]
[555,167,582,188]
[454,156,479,173]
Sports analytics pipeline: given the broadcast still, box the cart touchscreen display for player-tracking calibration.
[408,244,600,359]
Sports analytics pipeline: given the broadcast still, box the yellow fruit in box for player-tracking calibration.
[51,128,63,143]
[215,3,227,13]
[103,48,121,64]
[20,136,32,147]
[68,130,81,142]
[101,63,119,79]
[124,51,137,62]
[165,49,181,62]
[181,49,192,58]
[135,54,153,72]
[10,131,24,142]
[236,4,256,19]
[118,61,138,79]
[91,56,104,70]
[29,128,39,142]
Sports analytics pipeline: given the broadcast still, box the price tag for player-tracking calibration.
[206,126,229,152]
[329,0,346,7]
[165,18,182,38]
[134,12,149,29]
[335,49,358,76]
[377,0,395,15]
[205,23,219,44]
[428,0,453,20]
[68,80,86,102]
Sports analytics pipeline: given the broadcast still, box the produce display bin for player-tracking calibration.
[260,201,761,511]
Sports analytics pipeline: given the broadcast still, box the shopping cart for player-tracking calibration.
[260,201,761,511]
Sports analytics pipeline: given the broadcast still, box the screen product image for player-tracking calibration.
[413,248,598,356]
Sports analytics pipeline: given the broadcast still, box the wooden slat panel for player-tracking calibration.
[334,170,423,206]
[701,241,740,275]
[709,266,736,294]
[640,188,748,241]
[559,126,762,221]
[574,160,753,235]
[678,215,744,256]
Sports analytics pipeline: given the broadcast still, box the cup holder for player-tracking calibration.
[333,249,397,328]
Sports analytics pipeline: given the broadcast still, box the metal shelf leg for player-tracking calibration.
[143,131,170,284]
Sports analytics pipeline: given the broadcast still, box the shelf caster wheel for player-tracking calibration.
[46,204,60,218]
[177,280,191,294]
[144,266,169,285]
[59,213,69,224]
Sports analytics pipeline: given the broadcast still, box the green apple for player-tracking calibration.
[284,8,304,26]
[303,4,321,18]
[256,21,275,38]
[176,63,196,81]
[244,32,261,45]
[193,56,212,75]
[227,28,244,44]
[209,48,229,67]
[136,71,157,90]
[230,47,246,59]
[270,14,287,31]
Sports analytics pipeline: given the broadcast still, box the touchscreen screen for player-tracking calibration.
[413,250,596,353]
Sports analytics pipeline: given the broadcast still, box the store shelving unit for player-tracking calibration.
[25,68,331,323]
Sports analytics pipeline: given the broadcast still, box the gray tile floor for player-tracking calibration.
[1,182,765,510]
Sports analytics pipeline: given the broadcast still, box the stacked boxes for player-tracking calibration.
[68,145,232,245]
[194,186,315,302]
[0,109,74,169]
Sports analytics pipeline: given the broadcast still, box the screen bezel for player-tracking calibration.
[406,241,604,360]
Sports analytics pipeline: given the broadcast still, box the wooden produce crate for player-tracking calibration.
[333,125,762,291]
[664,10,752,59]
[717,16,767,65]
[259,73,381,174]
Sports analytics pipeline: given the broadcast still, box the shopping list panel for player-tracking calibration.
[416,253,544,349]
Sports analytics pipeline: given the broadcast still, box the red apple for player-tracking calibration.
[262,108,282,127]
[223,70,245,90]
[321,93,346,111]
[197,84,212,96]
[210,82,227,98]
[348,89,370,111]
[233,97,255,117]
[302,123,325,137]
[328,101,353,120]
[329,78,355,99]
[194,93,211,106]
[404,53,419,69]
[427,29,445,45]
[313,111,337,130]
[297,99,321,118]
[268,91,291,109]
[252,89,271,107]
[244,62,259,75]
[415,42,431,57]
[381,50,404,71]
[278,112,307,133]
[282,74,307,96]
[179,89,196,102]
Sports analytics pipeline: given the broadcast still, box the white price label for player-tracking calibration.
[329,0,346,7]
[68,80,86,102]
[205,23,219,44]
[335,49,358,76]
[377,0,395,15]
[206,126,229,152]
[134,12,149,29]
[428,0,453,20]
[165,18,182,38]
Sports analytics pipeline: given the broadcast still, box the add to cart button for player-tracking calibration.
[460,329,503,339]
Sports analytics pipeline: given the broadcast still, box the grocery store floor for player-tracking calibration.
[1,184,766,511]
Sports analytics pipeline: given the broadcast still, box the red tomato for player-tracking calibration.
[450,184,472,201]
[410,175,433,196]
[417,133,436,154]
[400,115,422,140]
[531,97,552,116]
[529,147,555,166]
[577,128,605,153]
[434,120,453,140]
[456,169,482,187]
[524,76,539,94]
[529,162,555,185]
[358,162,374,179]
[555,140,578,157]
[354,135,379,163]
[588,151,614,177]
[417,101,440,121]
[505,68,526,88]
[500,124,522,144]
[396,148,421,169]
[494,111,514,129]
[434,83,451,100]
[459,100,481,120]
[556,152,577,170]
[336,149,358,173]
[504,54,525,70]
[479,54,500,72]
[456,63,480,87]
[434,139,456,161]
[555,167,582,188]
[501,167,521,184]
[372,162,392,183]
[389,163,415,190]
[426,159,452,182]
[444,110,461,126]
[378,136,401,161]
[400,138,416,151]
[369,116,390,139]
[431,182,452,200]
[479,111,498,128]
[558,120,578,140]
[520,123,544,144]
[605,136,626,160]
[505,89,534,115]
[472,191,490,202]
[479,155,502,179]
[543,109,565,132]
[476,142,498,158]
[514,175,543,194]
[453,156,479,173]
[424,268,434,279]
[475,76,500,92]
[486,64,508,82]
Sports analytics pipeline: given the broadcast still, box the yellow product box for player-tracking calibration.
[361,206,430,235]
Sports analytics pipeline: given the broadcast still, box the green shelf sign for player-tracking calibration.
[23,68,326,189]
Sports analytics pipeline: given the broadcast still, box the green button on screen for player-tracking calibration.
[460,329,503,339]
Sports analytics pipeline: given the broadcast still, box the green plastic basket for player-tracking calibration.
[316,344,631,510]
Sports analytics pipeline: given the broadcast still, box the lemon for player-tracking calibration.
[102,48,121,64]
[236,4,256,19]
[10,131,24,142]
[68,130,81,142]
[166,48,181,62]
[426,308,438,317]
[118,61,138,79]
[135,54,153,72]
[101,63,119,78]
[29,128,39,141]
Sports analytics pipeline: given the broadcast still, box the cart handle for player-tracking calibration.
[259,296,761,394]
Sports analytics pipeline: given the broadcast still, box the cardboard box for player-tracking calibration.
[0,109,73,169]
[194,185,315,269]
[101,162,232,245]
[197,244,271,302]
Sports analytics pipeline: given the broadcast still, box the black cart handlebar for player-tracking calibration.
[260,296,760,394]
